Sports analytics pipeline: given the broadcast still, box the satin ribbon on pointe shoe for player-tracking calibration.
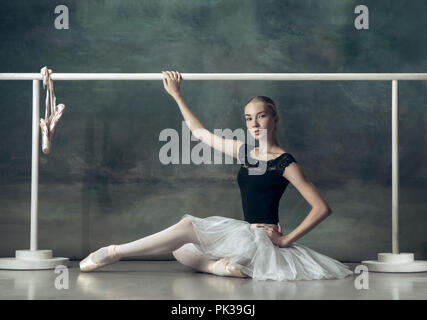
[79,245,123,272]
[39,66,66,154]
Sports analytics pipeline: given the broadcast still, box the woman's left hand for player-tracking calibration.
[253,222,283,247]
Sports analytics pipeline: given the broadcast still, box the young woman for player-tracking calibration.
[79,71,353,281]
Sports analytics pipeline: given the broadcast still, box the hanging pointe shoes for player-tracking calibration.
[39,66,66,154]
[79,245,123,272]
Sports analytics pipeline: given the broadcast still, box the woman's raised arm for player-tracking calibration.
[162,70,244,159]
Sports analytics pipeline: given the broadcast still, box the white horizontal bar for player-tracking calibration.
[1,73,427,81]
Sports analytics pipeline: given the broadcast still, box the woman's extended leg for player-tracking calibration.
[79,217,199,272]
[90,218,199,264]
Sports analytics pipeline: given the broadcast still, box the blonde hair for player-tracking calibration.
[245,96,278,117]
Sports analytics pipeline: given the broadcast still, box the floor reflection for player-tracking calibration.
[0,262,426,300]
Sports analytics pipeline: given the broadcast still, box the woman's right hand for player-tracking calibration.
[162,70,182,98]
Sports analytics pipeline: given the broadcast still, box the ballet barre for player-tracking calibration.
[0,72,426,272]
[2,72,427,81]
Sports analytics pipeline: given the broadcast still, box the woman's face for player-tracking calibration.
[244,101,277,140]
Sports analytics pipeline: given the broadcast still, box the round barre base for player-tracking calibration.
[0,250,69,270]
[362,252,427,273]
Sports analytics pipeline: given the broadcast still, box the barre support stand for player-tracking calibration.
[0,80,69,270]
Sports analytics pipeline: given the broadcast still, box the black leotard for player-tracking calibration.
[237,143,297,224]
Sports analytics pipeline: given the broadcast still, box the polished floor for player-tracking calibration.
[0,261,426,300]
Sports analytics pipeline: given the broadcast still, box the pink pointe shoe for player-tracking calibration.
[225,261,248,278]
[39,118,51,154]
[208,257,248,278]
[48,103,66,138]
[79,245,122,272]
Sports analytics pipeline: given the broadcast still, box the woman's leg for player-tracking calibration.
[91,218,199,263]
[172,246,249,278]
[172,246,215,274]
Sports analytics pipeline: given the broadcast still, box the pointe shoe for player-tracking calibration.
[225,261,248,278]
[79,245,122,272]
[48,103,65,138]
[39,118,51,154]
[208,257,248,278]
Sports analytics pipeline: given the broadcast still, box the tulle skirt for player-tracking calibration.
[178,214,354,281]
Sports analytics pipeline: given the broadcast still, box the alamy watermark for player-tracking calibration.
[159,120,269,175]
[354,264,369,290]
[54,265,69,290]
[354,5,369,30]
[54,5,69,30]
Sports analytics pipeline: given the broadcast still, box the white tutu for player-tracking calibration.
[179,214,354,281]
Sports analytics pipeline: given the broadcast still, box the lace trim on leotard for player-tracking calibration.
[275,153,297,175]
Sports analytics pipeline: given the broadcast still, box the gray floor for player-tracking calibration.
[0,261,426,300]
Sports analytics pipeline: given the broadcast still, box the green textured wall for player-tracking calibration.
[0,0,426,262]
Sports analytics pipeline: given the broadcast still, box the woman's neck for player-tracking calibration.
[256,135,280,154]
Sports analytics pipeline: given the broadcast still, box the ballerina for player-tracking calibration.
[80,70,353,281]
